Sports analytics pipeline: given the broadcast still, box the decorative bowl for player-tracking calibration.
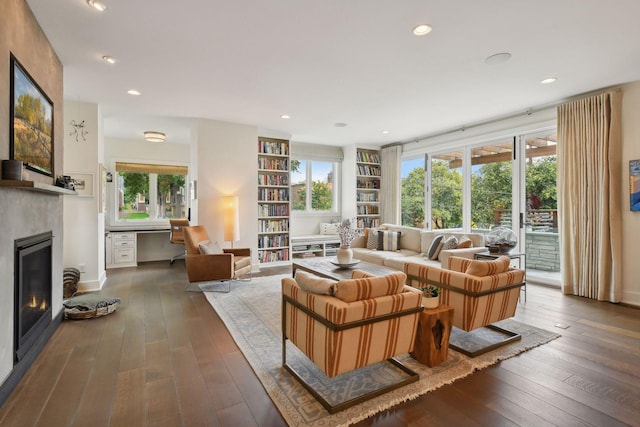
[330,258,361,269]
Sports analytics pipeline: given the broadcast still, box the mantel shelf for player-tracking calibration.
[0,180,77,196]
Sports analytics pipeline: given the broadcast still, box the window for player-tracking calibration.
[291,159,338,212]
[115,162,188,221]
[431,151,463,230]
[401,156,426,227]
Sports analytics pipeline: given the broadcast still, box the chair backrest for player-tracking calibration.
[183,225,211,255]
[169,218,190,244]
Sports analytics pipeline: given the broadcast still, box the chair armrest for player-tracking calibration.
[439,247,488,268]
[404,262,525,296]
[185,253,233,282]
[282,278,421,327]
[223,248,251,257]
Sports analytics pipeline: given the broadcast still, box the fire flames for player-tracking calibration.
[27,295,48,311]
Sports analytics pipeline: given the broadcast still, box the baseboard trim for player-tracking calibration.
[0,311,63,408]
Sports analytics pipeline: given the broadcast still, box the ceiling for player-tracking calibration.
[26,0,640,147]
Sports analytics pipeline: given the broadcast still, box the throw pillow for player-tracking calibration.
[334,271,407,303]
[457,235,473,249]
[429,241,444,260]
[438,236,458,261]
[295,270,337,295]
[319,222,339,235]
[366,228,379,249]
[465,256,511,277]
[426,234,444,259]
[199,240,224,254]
[377,230,401,251]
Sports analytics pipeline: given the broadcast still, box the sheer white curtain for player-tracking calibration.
[380,145,402,224]
[557,91,622,302]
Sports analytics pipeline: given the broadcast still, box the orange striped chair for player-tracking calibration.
[404,256,525,357]
[281,270,423,413]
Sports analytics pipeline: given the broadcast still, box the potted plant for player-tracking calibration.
[420,285,441,309]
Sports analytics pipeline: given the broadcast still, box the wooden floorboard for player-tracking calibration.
[0,261,639,426]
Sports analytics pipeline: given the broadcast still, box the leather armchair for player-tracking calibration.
[183,225,251,291]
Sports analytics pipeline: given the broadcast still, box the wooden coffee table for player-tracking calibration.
[292,257,397,280]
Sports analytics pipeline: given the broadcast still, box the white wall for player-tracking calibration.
[621,82,640,306]
[196,119,260,269]
[63,101,105,291]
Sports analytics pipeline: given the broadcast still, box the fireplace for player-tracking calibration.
[14,231,52,364]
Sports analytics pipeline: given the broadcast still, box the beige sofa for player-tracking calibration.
[350,224,486,270]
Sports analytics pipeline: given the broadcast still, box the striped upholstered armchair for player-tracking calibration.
[281,270,422,413]
[404,256,525,357]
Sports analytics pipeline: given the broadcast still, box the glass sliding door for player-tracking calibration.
[430,151,463,230]
[470,139,514,232]
[521,131,559,282]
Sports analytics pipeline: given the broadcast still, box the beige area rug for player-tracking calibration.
[202,274,560,427]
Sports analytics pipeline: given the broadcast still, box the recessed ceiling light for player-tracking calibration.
[144,131,166,143]
[127,89,141,96]
[382,130,390,134]
[412,24,432,36]
[334,122,348,128]
[102,55,117,64]
[86,0,108,12]
[541,77,557,84]
[484,52,512,65]
[281,114,291,119]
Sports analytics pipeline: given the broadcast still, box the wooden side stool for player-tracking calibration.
[411,304,453,367]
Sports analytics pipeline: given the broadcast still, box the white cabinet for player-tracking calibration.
[106,232,137,268]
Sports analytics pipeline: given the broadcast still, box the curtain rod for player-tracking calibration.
[388,84,623,149]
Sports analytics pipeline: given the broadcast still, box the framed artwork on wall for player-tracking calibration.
[631,160,640,212]
[10,54,54,177]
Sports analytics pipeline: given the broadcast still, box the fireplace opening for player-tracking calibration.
[14,231,52,364]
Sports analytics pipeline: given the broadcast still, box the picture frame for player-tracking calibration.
[630,160,640,212]
[10,54,54,177]
[67,172,94,197]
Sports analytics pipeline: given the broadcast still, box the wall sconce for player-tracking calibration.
[144,131,166,142]
[223,196,240,247]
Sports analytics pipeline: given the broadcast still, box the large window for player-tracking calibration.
[115,162,188,221]
[291,159,338,212]
[431,151,463,230]
[401,157,426,227]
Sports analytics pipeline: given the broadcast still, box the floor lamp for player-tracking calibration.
[223,196,240,248]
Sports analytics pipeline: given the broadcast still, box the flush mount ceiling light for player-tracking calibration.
[144,131,166,142]
[86,0,108,12]
[541,77,558,84]
[102,55,117,64]
[127,89,141,96]
[412,24,432,36]
[484,52,512,65]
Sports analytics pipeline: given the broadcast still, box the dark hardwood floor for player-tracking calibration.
[0,261,638,426]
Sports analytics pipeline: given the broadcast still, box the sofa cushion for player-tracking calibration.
[334,271,407,302]
[427,234,444,259]
[199,240,224,254]
[377,230,401,251]
[295,270,337,295]
[465,256,510,276]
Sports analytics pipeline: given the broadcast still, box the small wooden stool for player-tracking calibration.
[411,304,453,367]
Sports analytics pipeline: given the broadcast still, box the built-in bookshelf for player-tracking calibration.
[258,137,290,265]
[356,148,381,228]
[291,237,341,259]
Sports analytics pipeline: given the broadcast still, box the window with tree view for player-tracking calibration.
[116,162,188,221]
[291,159,337,212]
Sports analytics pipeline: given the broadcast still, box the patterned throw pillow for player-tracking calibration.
[429,241,444,260]
[319,222,339,235]
[366,228,379,249]
[377,230,401,251]
[457,235,473,248]
[438,236,458,261]
[426,235,444,259]
[465,256,511,276]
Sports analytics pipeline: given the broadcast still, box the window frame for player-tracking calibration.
[290,157,340,216]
